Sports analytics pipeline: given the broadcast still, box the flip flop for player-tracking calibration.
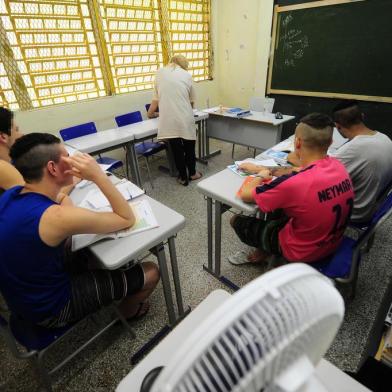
[126,301,150,322]
[189,172,203,181]
[228,250,253,265]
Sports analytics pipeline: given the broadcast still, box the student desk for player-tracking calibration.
[116,289,370,392]
[200,108,295,160]
[64,113,209,188]
[196,169,258,288]
[70,177,187,326]
[197,129,348,286]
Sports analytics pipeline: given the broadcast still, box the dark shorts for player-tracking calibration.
[232,213,289,255]
[41,250,145,328]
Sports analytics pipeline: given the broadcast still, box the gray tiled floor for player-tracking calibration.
[1,139,392,391]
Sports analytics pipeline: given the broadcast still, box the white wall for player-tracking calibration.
[216,0,274,107]
[14,0,275,134]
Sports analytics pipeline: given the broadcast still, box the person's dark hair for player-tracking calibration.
[10,133,62,182]
[332,100,363,128]
[300,113,335,130]
[0,107,13,135]
[298,113,334,150]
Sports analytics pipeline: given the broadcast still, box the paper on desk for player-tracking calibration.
[202,107,220,113]
[71,199,159,251]
[65,145,79,156]
[228,158,278,177]
[83,180,144,209]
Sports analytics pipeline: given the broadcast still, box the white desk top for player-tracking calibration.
[256,128,348,161]
[64,113,208,154]
[117,289,370,392]
[65,127,135,154]
[197,169,258,214]
[203,107,295,126]
[70,177,186,270]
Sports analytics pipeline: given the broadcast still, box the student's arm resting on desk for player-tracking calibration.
[239,162,300,178]
[241,169,272,203]
[0,160,24,190]
[39,154,135,247]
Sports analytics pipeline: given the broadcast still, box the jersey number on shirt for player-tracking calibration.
[329,198,354,235]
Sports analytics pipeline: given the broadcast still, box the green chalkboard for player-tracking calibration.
[267,0,392,103]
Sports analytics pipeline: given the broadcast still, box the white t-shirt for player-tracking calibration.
[332,131,392,222]
[152,65,196,140]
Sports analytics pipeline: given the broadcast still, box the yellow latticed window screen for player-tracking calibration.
[0,0,107,107]
[0,60,18,109]
[98,0,163,94]
[168,0,210,81]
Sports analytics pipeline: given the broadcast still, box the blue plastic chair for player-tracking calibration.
[312,191,392,298]
[115,111,165,188]
[59,122,123,173]
[0,303,134,391]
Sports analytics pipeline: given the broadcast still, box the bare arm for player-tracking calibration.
[0,161,24,190]
[39,154,135,246]
[147,100,159,119]
[240,169,272,203]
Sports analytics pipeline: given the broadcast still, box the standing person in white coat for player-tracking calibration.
[147,55,202,186]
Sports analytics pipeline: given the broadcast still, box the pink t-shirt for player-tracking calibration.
[252,157,354,262]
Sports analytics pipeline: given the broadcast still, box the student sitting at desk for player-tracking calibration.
[229,113,354,265]
[0,107,24,194]
[331,100,392,223]
[0,133,159,328]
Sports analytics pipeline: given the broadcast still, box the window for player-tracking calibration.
[168,0,210,81]
[0,0,107,107]
[98,0,163,94]
[0,0,212,109]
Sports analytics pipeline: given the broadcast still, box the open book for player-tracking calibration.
[72,199,159,251]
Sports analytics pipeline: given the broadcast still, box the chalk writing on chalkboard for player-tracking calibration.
[280,15,309,67]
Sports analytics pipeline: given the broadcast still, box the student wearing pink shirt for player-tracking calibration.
[230,113,354,265]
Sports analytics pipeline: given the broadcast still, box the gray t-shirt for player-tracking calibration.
[332,132,392,222]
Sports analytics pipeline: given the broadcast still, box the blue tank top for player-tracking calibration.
[0,186,70,323]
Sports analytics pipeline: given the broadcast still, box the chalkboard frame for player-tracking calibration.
[266,0,392,103]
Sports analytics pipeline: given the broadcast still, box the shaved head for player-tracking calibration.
[296,113,334,152]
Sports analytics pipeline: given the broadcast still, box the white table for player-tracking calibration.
[197,128,349,282]
[197,169,258,286]
[70,177,187,326]
[201,107,295,160]
[64,112,209,188]
[256,128,348,161]
[117,289,370,392]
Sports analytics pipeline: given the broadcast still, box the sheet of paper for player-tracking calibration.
[71,199,158,251]
[65,145,79,156]
[228,158,279,177]
[82,180,145,209]
[235,158,278,167]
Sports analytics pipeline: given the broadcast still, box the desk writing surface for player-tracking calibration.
[197,169,257,215]
[70,178,185,270]
[64,128,135,154]
[88,195,185,269]
[203,107,294,126]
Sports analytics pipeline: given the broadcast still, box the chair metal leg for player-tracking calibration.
[144,156,154,189]
[32,354,53,392]
[231,144,235,159]
[365,233,375,253]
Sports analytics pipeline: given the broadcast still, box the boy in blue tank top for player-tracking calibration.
[0,133,159,327]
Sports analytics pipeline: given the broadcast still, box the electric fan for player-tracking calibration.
[150,263,344,392]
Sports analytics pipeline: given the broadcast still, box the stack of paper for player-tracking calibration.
[82,180,144,209]
[227,158,278,177]
[72,199,159,251]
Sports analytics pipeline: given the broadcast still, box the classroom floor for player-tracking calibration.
[1,139,392,391]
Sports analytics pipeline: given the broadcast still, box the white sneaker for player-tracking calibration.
[228,250,251,265]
